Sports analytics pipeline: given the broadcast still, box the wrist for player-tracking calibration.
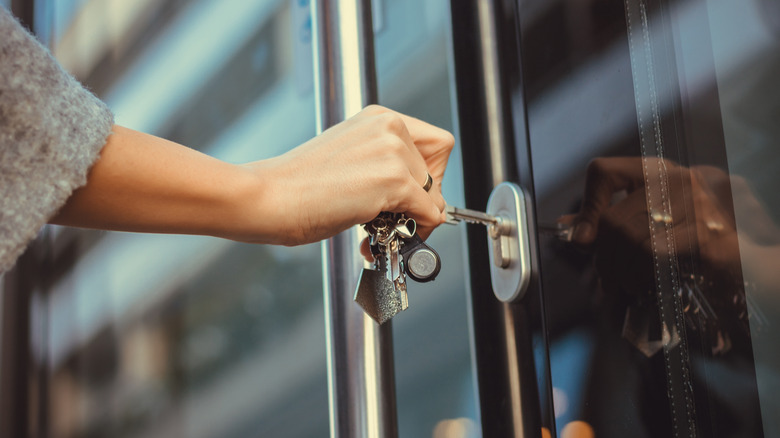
[221,158,304,245]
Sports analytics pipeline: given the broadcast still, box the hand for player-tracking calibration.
[241,105,454,245]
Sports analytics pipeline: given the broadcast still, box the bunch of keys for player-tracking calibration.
[354,212,441,324]
[354,197,574,324]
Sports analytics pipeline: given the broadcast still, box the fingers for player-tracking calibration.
[375,110,432,184]
[360,105,454,179]
[398,112,456,155]
[428,185,446,213]
[355,107,435,188]
[391,175,446,229]
[265,105,452,244]
[573,157,646,245]
[397,112,455,187]
[417,168,446,213]
[362,105,454,152]
[357,105,452,229]
[360,237,374,262]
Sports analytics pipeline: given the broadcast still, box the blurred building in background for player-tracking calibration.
[1,1,476,437]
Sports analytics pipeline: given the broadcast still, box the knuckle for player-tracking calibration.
[389,136,408,153]
[378,111,407,134]
[375,135,407,156]
[362,104,386,115]
[438,130,455,150]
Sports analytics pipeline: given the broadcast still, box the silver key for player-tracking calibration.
[447,205,574,242]
[389,215,412,309]
[445,205,510,238]
[445,205,499,226]
[445,204,513,267]
[387,236,408,309]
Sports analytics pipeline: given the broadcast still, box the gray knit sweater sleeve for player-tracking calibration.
[1,7,114,273]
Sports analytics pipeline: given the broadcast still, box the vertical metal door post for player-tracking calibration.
[311,1,399,437]
[450,0,547,436]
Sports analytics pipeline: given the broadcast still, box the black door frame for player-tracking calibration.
[449,1,554,437]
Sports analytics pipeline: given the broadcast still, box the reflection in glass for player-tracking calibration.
[520,0,780,435]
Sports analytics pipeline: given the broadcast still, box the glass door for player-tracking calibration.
[508,0,780,436]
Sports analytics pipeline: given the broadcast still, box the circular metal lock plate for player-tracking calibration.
[485,182,531,302]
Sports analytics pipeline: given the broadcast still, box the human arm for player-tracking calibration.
[1,5,453,273]
[51,105,454,246]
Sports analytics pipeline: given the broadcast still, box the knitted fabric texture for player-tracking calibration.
[0,7,114,273]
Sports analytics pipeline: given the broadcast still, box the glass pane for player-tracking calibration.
[519,0,780,435]
[39,0,476,437]
[375,0,479,436]
[45,1,325,437]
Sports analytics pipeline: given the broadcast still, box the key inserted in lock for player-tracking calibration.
[445,182,531,303]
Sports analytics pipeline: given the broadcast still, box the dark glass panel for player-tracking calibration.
[518,0,779,435]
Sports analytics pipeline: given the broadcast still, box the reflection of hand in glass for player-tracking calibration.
[568,157,780,293]
[565,156,780,354]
